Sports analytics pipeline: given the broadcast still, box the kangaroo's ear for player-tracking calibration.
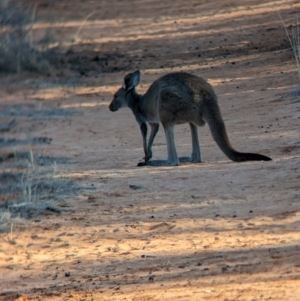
[123,70,140,90]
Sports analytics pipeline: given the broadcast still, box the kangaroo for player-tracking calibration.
[109,70,271,166]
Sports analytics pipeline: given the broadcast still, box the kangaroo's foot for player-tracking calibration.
[137,156,203,166]
[137,159,179,167]
[178,156,191,163]
[190,153,203,163]
[179,156,203,163]
[137,157,202,166]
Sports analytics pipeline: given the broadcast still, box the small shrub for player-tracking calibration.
[0,0,55,74]
[280,13,300,85]
[0,149,78,231]
[0,210,11,231]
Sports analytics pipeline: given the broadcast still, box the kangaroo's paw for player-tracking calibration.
[143,154,152,162]
[143,149,153,162]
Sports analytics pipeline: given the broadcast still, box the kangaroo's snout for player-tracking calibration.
[109,87,128,112]
[109,102,115,112]
[109,98,119,112]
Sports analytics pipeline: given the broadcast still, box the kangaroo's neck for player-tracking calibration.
[126,89,146,119]
[127,84,159,123]
[126,89,141,108]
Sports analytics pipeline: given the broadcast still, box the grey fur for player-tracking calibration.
[109,70,271,166]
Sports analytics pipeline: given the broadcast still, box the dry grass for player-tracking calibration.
[280,13,300,88]
[0,210,11,231]
[0,0,56,74]
[0,149,76,231]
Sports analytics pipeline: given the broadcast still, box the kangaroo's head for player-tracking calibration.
[109,70,140,112]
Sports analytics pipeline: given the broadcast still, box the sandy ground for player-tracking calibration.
[1,0,300,300]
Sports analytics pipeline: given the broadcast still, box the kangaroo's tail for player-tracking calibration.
[203,99,272,162]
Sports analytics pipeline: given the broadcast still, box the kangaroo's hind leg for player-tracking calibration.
[163,123,180,165]
[139,122,179,166]
[146,122,159,161]
[158,89,180,166]
[189,123,202,162]
[138,89,180,166]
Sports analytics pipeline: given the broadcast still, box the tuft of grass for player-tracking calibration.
[0,210,11,231]
[20,149,63,206]
[73,11,96,43]
[21,149,36,204]
[0,149,77,231]
[0,0,56,74]
[280,13,300,83]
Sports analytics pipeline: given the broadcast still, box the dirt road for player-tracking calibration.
[1,0,300,300]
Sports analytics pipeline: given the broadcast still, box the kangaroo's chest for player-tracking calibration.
[140,97,160,123]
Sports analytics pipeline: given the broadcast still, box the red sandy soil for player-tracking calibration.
[0,0,300,300]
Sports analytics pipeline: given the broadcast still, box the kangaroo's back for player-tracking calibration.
[141,72,218,123]
[150,72,217,99]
